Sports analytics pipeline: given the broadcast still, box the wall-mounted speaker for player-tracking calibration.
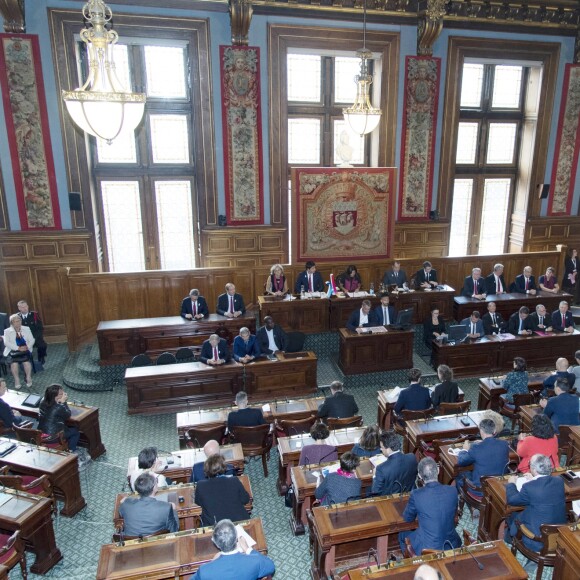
[69,192,82,211]
[429,210,439,221]
[537,184,550,199]
[218,215,227,226]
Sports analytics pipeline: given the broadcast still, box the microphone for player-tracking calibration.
[318,447,338,466]
[345,495,360,505]
[392,480,403,495]
[465,546,485,570]
[443,540,457,564]
[366,547,379,572]
[117,528,125,547]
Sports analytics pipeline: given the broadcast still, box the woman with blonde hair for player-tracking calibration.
[3,313,34,389]
[265,263,288,296]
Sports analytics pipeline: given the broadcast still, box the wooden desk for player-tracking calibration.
[554,525,580,580]
[377,388,465,431]
[432,331,580,378]
[567,426,580,463]
[258,294,329,333]
[477,373,548,411]
[96,518,268,580]
[338,327,414,375]
[276,427,366,495]
[124,351,318,415]
[454,290,573,324]
[342,540,526,579]
[113,478,253,532]
[97,314,256,365]
[289,458,375,535]
[310,494,416,579]
[329,295,381,330]
[0,488,62,574]
[175,396,324,448]
[404,413,480,454]
[127,444,245,485]
[517,404,543,432]
[390,285,455,324]
[478,467,580,542]
[0,438,86,516]
[3,389,106,459]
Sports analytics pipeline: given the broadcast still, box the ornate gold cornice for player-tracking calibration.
[0,0,25,33]
[229,0,253,45]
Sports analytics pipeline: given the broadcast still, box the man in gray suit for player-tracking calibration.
[119,472,179,537]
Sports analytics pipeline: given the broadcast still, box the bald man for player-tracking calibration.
[189,440,235,483]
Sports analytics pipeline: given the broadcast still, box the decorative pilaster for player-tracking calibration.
[417,0,446,56]
[229,0,253,46]
[0,0,25,33]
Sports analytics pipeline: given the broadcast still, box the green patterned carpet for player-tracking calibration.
[2,328,552,579]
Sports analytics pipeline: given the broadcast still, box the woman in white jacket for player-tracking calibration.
[3,313,34,389]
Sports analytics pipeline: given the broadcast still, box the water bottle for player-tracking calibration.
[300,285,305,299]
[369,282,375,295]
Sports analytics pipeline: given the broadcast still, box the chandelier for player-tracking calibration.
[342,0,382,136]
[62,0,146,143]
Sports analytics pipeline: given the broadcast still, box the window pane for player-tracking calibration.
[460,64,484,108]
[478,178,511,255]
[144,46,187,99]
[334,56,360,104]
[155,181,195,270]
[150,115,190,163]
[449,179,473,257]
[487,123,517,164]
[101,181,145,272]
[456,122,479,164]
[287,54,321,102]
[97,132,137,163]
[288,118,321,164]
[111,44,132,91]
[492,66,523,109]
[333,120,365,165]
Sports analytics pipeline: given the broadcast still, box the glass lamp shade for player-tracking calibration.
[342,67,381,136]
[343,110,381,137]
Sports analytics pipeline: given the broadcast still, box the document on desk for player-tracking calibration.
[0,492,12,509]
[235,524,256,548]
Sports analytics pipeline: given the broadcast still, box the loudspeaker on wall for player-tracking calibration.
[69,192,82,211]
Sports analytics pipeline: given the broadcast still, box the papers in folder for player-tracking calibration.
[235,524,256,549]
[369,455,387,468]
[383,387,402,403]
[356,326,388,334]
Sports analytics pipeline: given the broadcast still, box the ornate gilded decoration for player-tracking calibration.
[0,0,25,33]
[417,0,446,56]
[229,0,253,46]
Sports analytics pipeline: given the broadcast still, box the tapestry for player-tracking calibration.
[293,167,396,262]
[0,34,61,229]
[220,45,263,225]
[548,64,580,216]
[398,56,441,221]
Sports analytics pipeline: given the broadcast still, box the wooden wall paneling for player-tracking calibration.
[33,268,66,334]
[118,278,148,319]
[71,280,100,350]
[93,279,119,323]
[144,277,168,318]
[0,267,32,315]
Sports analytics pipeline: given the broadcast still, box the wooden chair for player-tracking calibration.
[463,528,477,546]
[510,521,565,579]
[457,475,487,520]
[438,401,471,415]
[500,393,535,434]
[185,424,227,448]
[326,415,363,430]
[420,435,467,466]
[112,527,169,543]
[12,423,69,451]
[0,466,56,515]
[0,530,26,580]
[229,424,273,477]
[393,408,436,443]
[277,415,316,437]
[130,353,152,367]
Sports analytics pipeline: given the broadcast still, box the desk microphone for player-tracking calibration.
[443,540,457,564]
[345,495,360,505]
[318,448,337,466]
[365,547,379,572]
[465,546,485,570]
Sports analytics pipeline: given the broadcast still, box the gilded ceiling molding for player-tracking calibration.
[229,0,253,45]
[417,0,445,56]
[0,0,25,33]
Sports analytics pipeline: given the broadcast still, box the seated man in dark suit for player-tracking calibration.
[0,378,27,435]
[456,418,510,493]
[190,440,236,483]
[513,266,537,295]
[530,304,553,332]
[482,301,506,335]
[294,260,324,293]
[227,391,265,430]
[191,518,275,580]
[371,293,397,326]
[540,378,580,433]
[216,283,246,318]
[382,261,408,287]
[200,334,231,366]
[459,310,484,339]
[256,316,287,355]
[541,358,576,396]
[394,368,432,414]
[415,261,438,289]
[180,288,209,320]
[346,299,373,331]
[507,306,533,336]
[372,430,418,495]
[317,380,358,419]
[485,263,507,295]
[119,472,179,537]
[233,327,261,363]
[399,457,461,554]
[504,454,566,550]
[461,267,486,299]
[552,300,575,333]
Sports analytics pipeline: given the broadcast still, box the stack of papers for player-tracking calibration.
[369,455,387,468]
[383,387,401,403]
